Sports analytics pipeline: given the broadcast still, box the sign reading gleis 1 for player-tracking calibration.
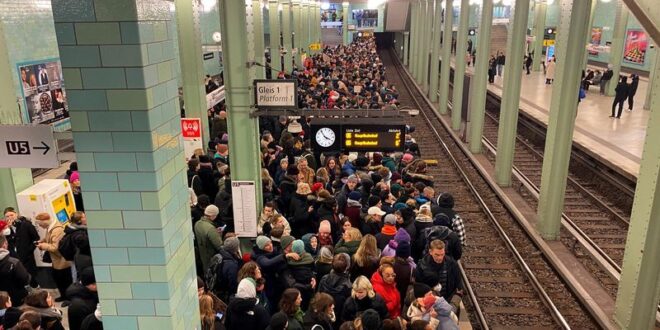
[254,79,298,108]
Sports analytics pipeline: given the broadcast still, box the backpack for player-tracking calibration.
[205,253,224,295]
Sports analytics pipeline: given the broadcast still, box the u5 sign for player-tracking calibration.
[0,125,58,168]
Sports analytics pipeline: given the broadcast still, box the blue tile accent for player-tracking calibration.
[145,230,165,247]
[135,152,156,172]
[154,300,171,316]
[67,90,108,111]
[115,300,155,316]
[128,248,167,265]
[100,192,142,210]
[90,247,129,265]
[106,230,147,247]
[131,283,170,299]
[72,132,113,152]
[79,172,118,191]
[125,65,159,89]
[101,316,138,330]
[94,153,138,172]
[81,191,101,210]
[122,210,165,229]
[59,46,101,68]
[75,152,95,171]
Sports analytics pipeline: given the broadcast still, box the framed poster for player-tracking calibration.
[17,59,69,126]
[623,29,648,65]
[589,27,602,56]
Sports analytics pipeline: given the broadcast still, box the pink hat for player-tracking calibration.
[402,153,414,162]
[319,220,331,233]
[69,171,80,183]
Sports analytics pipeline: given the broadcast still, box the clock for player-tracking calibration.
[212,32,222,43]
[315,127,336,147]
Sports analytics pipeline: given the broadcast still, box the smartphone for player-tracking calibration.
[215,312,223,319]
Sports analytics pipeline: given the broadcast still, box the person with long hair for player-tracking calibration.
[335,228,362,257]
[303,292,336,330]
[199,294,223,330]
[22,290,64,330]
[278,288,304,330]
[350,235,380,281]
[371,261,401,318]
[341,276,388,323]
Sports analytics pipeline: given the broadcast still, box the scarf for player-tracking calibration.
[381,224,397,236]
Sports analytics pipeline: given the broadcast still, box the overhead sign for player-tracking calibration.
[253,79,298,109]
[231,181,258,237]
[311,118,405,152]
[309,43,322,51]
[181,118,203,160]
[0,125,58,168]
[206,86,226,109]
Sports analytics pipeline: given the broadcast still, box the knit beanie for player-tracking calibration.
[204,205,220,217]
[292,240,305,255]
[348,191,362,201]
[269,311,289,330]
[394,228,411,243]
[368,195,381,207]
[390,183,403,195]
[361,309,382,330]
[280,236,295,250]
[256,235,271,250]
[384,214,397,225]
[236,278,257,298]
[395,241,411,259]
[393,202,407,211]
[413,282,432,299]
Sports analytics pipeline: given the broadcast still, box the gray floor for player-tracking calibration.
[322,27,343,46]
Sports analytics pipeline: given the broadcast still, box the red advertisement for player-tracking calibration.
[589,27,602,56]
[623,29,648,65]
[181,118,202,139]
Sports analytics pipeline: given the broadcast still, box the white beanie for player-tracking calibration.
[236,278,256,299]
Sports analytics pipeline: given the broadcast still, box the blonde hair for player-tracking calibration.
[345,228,363,242]
[316,167,330,183]
[199,294,215,330]
[353,235,379,267]
[351,275,375,299]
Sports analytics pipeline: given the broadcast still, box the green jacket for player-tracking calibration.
[381,156,397,174]
[194,216,223,271]
[335,239,361,257]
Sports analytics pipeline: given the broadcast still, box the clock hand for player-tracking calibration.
[321,132,331,140]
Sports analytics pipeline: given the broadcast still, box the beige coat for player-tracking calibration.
[546,60,556,80]
[42,222,71,270]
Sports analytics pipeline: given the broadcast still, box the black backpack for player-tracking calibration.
[422,225,453,255]
[205,253,224,294]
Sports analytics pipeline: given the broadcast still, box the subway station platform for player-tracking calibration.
[459,62,649,180]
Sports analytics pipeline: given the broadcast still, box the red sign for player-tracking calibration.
[181,118,202,139]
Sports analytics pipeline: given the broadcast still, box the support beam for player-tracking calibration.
[437,0,454,112]
[292,1,301,69]
[468,0,494,153]
[301,1,309,54]
[606,2,629,96]
[281,0,293,73]
[410,2,419,74]
[429,0,443,103]
[451,0,471,130]
[613,46,660,330]
[621,0,660,45]
[175,0,210,146]
[403,31,410,66]
[537,0,592,240]
[218,0,263,213]
[422,0,434,92]
[644,48,659,110]
[494,0,530,186]
[580,0,597,71]
[532,1,546,72]
[269,0,282,73]
[413,1,423,81]
[253,0,267,79]
[343,2,350,45]
[315,1,321,46]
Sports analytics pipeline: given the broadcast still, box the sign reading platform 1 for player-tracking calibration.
[311,119,405,152]
[254,79,297,108]
[0,125,58,168]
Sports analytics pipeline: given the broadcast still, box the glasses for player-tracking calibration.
[383,272,396,278]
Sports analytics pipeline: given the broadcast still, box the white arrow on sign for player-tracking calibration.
[0,125,59,169]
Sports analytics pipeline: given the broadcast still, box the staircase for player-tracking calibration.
[489,24,508,57]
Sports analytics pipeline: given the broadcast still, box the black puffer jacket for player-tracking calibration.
[12,217,40,272]
[225,297,270,330]
[415,225,462,261]
[289,193,315,237]
[341,294,389,323]
[318,271,352,328]
[66,283,99,330]
[59,224,93,273]
[278,175,298,216]
[414,254,462,301]
[0,250,30,305]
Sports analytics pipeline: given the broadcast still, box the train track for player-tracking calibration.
[382,50,598,329]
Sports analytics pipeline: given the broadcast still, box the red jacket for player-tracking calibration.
[371,270,401,318]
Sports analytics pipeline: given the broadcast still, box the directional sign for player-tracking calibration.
[0,125,58,168]
[253,79,298,109]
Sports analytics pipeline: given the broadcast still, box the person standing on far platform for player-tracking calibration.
[600,68,613,95]
[610,76,629,119]
[525,53,533,75]
[545,57,556,84]
[627,74,639,111]
[496,51,505,77]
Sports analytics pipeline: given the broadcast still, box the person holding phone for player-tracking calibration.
[199,293,223,330]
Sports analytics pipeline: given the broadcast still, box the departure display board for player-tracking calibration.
[311,118,405,152]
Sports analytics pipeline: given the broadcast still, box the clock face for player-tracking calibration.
[315,127,336,148]
[212,32,222,43]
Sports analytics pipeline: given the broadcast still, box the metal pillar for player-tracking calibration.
[175,0,210,146]
[253,0,267,78]
[292,0,301,68]
[644,49,659,110]
[613,54,660,330]
[343,2,350,45]
[306,1,314,50]
[537,0,592,240]
[429,0,443,102]
[437,0,454,112]
[413,1,423,81]
[422,0,434,91]
[452,0,470,130]
[410,2,419,73]
[606,2,629,96]
[404,31,410,66]
[468,0,494,153]
[219,0,263,212]
[532,1,546,72]
[281,1,293,73]
[53,0,201,328]
[494,0,530,186]
[580,0,597,71]
[268,0,282,73]
[316,1,322,46]
[301,0,309,53]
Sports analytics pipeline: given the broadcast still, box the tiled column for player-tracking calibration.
[409,2,418,73]
[175,0,210,146]
[0,22,33,208]
[437,0,454,110]
[415,0,427,83]
[281,0,293,72]
[451,0,471,130]
[468,0,493,153]
[51,1,200,329]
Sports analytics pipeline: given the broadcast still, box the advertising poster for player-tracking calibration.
[18,60,68,125]
[623,29,648,65]
[589,27,602,56]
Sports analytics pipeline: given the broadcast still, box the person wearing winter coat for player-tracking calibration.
[197,156,219,201]
[545,57,556,84]
[335,228,362,257]
[301,234,319,258]
[382,228,412,257]
[289,183,316,238]
[317,220,334,248]
[350,235,380,281]
[375,214,398,250]
[22,290,65,330]
[58,212,92,277]
[412,205,434,260]
[35,213,71,302]
[287,240,316,311]
[278,288,305,330]
[416,216,462,261]
[194,205,224,272]
[0,290,23,330]
[343,191,363,229]
[381,153,397,174]
[432,193,466,246]
[627,74,639,111]
[302,293,336,330]
[600,68,614,94]
[66,268,99,330]
[362,207,385,236]
[370,263,401,319]
[278,165,299,216]
[210,237,243,302]
[2,208,39,288]
[341,276,389,323]
[318,253,352,329]
[407,283,459,330]
[335,176,359,213]
[225,278,270,330]
[611,76,629,118]
[0,235,30,306]
[414,240,463,302]
[251,236,299,312]
[393,241,415,303]
[314,247,333,281]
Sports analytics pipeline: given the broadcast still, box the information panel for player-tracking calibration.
[231,181,258,238]
[253,79,297,108]
[311,118,405,153]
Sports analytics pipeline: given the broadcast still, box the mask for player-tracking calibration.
[2,228,10,236]
[329,310,336,323]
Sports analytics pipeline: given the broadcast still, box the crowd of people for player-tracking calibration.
[189,38,467,330]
